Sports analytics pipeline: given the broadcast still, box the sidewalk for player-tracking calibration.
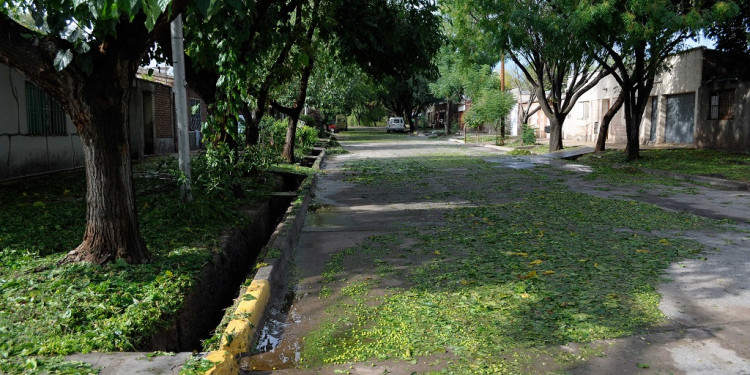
[245,131,750,374]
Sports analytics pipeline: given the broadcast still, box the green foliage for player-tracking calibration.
[0,161,276,373]
[189,144,281,198]
[463,86,515,130]
[429,47,466,103]
[301,153,718,373]
[578,149,750,184]
[325,0,442,80]
[258,116,319,161]
[521,124,537,145]
[180,356,217,375]
[507,148,533,156]
[324,139,349,155]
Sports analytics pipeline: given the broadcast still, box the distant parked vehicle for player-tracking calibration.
[335,114,348,131]
[386,117,406,133]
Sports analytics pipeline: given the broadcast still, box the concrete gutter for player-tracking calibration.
[202,146,326,375]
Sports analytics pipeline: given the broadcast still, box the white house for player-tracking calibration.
[564,47,750,149]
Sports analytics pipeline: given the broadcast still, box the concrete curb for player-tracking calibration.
[201,147,325,375]
[641,167,749,191]
[449,138,517,153]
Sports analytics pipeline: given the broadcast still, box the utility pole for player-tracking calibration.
[501,53,505,91]
[171,14,193,202]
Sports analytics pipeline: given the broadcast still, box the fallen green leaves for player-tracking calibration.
[0,160,278,374]
[577,149,750,184]
[301,155,718,374]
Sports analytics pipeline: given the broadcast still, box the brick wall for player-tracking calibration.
[154,84,173,139]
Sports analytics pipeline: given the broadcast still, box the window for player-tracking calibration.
[708,90,734,120]
[582,101,590,119]
[25,81,66,135]
[189,98,202,130]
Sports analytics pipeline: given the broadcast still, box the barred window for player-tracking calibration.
[708,90,734,120]
[25,81,66,135]
[189,98,202,130]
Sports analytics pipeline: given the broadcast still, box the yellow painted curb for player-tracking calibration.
[220,279,271,353]
[203,350,237,375]
[201,279,271,374]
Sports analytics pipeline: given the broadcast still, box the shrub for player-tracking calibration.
[258,115,319,161]
[521,124,536,145]
[507,149,532,156]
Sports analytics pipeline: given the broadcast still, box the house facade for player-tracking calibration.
[0,64,83,180]
[0,63,207,181]
[565,48,750,149]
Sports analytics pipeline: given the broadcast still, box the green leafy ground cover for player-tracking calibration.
[578,149,750,184]
[301,153,718,374]
[0,158,286,374]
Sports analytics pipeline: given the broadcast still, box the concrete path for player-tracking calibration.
[540,146,595,159]
[245,128,750,374]
[65,352,192,375]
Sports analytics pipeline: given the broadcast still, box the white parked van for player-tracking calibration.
[386,117,406,133]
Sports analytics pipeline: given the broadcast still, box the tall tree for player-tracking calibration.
[380,75,436,132]
[430,47,465,134]
[0,0,204,264]
[705,0,749,54]
[463,74,516,144]
[575,0,734,159]
[507,66,541,126]
[445,0,606,151]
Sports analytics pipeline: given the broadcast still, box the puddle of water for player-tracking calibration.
[243,290,301,370]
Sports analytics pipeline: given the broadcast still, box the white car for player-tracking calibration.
[386,117,406,133]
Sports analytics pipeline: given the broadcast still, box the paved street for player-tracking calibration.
[245,128,750,375]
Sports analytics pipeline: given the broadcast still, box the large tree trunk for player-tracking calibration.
[548,115,564,152]
[63,65,150,264]
[282,57,315,163]
[595,92,626,152]
[0,8,195,266]
[622,87,650,161]
[405,111,415,133]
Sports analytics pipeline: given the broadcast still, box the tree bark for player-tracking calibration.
[444,100,451,134]
[0,9,195,264]
[548,115,564,152]
[594,91,625,152]
[404,111,415,133]
[282,60,314,162]
[72,107,150,264]
[282,0,318,163]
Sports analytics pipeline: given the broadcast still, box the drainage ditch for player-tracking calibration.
[145,171,306,352]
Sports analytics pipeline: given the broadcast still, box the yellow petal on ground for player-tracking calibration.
[529,259,543,265]
[520,292,530,298]
[636,249,649,253]
[522,270,538,279]
[543,270,555,275]
[433,250,441,255]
